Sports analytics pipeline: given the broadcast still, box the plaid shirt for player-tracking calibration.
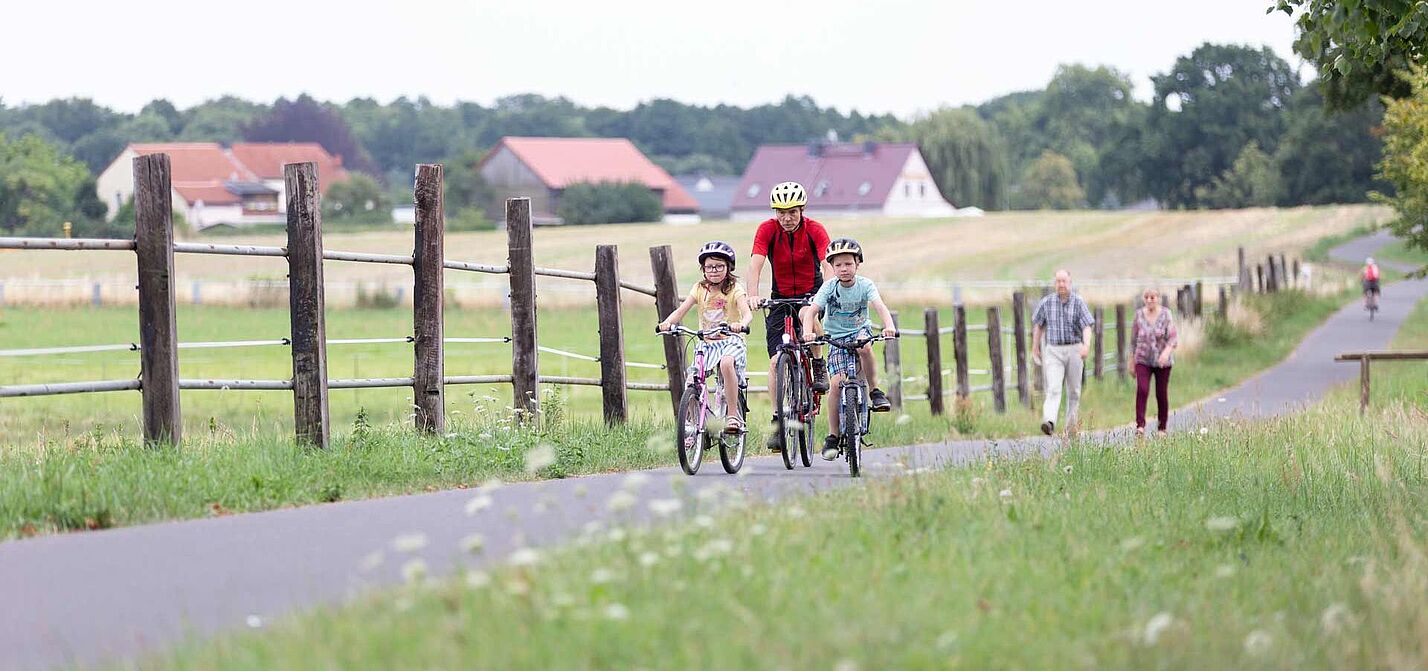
[1033,292,1095,345]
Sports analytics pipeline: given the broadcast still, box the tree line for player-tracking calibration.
[1,25,1422,237]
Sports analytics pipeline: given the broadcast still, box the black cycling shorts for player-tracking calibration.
[762,296,822,358]
[1364,279,1381,294]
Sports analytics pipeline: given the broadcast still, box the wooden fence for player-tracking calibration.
[1333,350,1428,414]
[0,154,1295,447]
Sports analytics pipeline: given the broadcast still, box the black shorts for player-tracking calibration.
[762,295,821,358]
[1364,279,1380,294]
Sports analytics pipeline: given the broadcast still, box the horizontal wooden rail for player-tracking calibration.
[323,250,414,265]
[0,379,142,397]
[173,242,286,257]
[1334,350,1428,414]
[443,260,509,274]
[0,237,136,251]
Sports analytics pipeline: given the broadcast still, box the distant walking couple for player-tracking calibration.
[1033,270,1178,438]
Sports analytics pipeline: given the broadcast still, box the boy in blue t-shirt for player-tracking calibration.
[798,238,897,460]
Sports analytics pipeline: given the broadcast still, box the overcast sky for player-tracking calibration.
[2,0,1304,118]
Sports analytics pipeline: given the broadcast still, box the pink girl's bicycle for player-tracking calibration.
[657,324,748,475]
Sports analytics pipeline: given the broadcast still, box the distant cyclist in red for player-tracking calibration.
[748,181,834,395]
[1362,256,1381,312]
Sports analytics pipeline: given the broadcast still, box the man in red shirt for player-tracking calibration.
[748,181,834,394]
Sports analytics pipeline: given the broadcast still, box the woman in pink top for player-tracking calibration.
[1131,287,1178,437]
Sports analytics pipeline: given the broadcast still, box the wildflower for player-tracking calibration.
[391,533,428,553]
[359,550,385,572]
[998,489,1013,500]
[896,413,913,426]
[604,603,630,621]
[1063,465,1073,474]
[648,499,682,517]
[694,514,714,528]
[480,478,505,491]
[750,523,767,536]
[607,528,628,543]
[509,548,542,567]
[524,444,557,474]
[464,494,494,516]
[465,570,491,589]
[638,551,660,567]
[644,434,671,455]
[1321,603,1351,634]
[623,472,651,490]
[591,568,617,584]
[935,631,958,652]
[246,615,263,629]
[1142,612,1174,645]
[788,506,807,519]
[1199,427,1209,436]
[834,660,859,671]
[607,490,638,512]
[1119,537,1145,552]
[1243,629,1272,655]
[401,558,429,584]
[460,533,485,555]
[1215,564,1237,578]
[1204,516,1240,533]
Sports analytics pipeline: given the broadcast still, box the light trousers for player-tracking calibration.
[1042,343,1084,426]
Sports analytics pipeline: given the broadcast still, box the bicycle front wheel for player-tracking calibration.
[843,388,862,478]
[719,390,747,474]
[773,353,799,470]
[676,386,705,475]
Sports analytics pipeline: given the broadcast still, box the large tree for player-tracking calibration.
[894,107,1009,209]
[1375,66,1428,257]
[1272,0,1428,108]
[0,133,102,236]
[1274,85,1386,204]
[244,94,378,174]
[1142,44,1300,208]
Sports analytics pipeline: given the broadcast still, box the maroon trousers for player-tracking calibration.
[1135,363,1172,431]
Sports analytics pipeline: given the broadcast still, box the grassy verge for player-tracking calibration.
[1374,237,1428,274]
[154,298,1428,670]
[0,290,1351,539]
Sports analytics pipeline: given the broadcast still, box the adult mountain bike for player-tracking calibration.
[818,332,897,478]
[760,298,822,469]
[657,324,748,474]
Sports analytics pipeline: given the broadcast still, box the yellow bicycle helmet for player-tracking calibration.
[825,237,863,263]
[769,181,808,209]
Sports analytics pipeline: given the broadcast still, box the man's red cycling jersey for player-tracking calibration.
[751,217,830,297]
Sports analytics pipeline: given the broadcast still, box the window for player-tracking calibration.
[904,183,911,197]
[857,181,872,196]
[814,180,830,197]
[919,182,926,198]
[746,183,760,198]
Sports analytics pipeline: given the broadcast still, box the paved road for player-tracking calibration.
[4,235,1425,670]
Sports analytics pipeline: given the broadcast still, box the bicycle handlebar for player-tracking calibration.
[811,333,899,350]
[756,297,813,309]
[655,324,746,340]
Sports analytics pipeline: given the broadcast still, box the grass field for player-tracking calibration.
[152,295,1428,671]
[0,204,1387,307]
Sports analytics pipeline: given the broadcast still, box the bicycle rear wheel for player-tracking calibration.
[676,386,705,475]
[773,354,799,470]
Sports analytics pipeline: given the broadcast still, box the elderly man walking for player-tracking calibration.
[1031,269,1095,436]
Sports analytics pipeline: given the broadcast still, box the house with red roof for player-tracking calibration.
[95,142,349,230]
[730,141,957,220]
[478,137,699,225]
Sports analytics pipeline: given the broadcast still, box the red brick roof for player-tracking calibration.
[130,143,256,206]
[731,142,922,210]
[484,137,698,212]
[230,142,348,189]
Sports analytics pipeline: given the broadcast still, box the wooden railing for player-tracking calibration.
[1334,350,1428,413]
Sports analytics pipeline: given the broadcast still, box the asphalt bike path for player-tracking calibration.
[3,234,1424,670]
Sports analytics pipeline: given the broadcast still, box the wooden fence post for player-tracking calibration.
[1092,306,1105,380]
[1279,254,1288,289]
[884,310,902,410]
[1359,354,1370,415]
[134,153,181,447]
[1012,291,1030,408]
[1256,264,1264,293]
[924,308,944,416]
[649,245,685,414]
[1115,304,1127,383]
[1266,255,1278,292]
[1218,285,1229,319]
[1292,259,1300,287]
[987,306,1005,413]
[953,305,970,399]
[412,164,445,434]
[1193,280,1203,318]
[507,198,540,422]
[286,162,330,448]
[1238,246,1249,292]
[594,245,628,425]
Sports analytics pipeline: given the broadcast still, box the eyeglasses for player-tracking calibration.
[702,264,728,272]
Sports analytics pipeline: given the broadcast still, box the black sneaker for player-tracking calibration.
[811,358,830,393]
[1040,420,1055,436]
[765,416,783,451]
[821,434,841,461]
[870,388,891,412]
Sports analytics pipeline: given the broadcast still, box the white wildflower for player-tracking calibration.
[401,558,428,584]
[638,551,660,567]
[479,478,505,491]
[788,506,807,519]
[1142,612,1174,645]
[359,550,385,572]
[1205,516,1240,533]
[464,494,494,516]
[465,570,491,589]
[1215,564,1237,579]
[694,514,715,528]
[460,533,485,555]
[245,615,263,629]
[935,630,958,652]
[524,444,557,474]
[750,523,768,536]
[999,489,1013,500]
[607,490,638,512]
[591,568,617,584]
[834,660,859,671]
[896,413,913,426]
[1119,537,1145,552]
[1199,427,1209,435]
[1243,629,1272,655]
[390,533,428,553]
[1063,465,1073,474]
[622,472,651,490]
[648,498,683,517]
[1321,603,1351,634]
[509,547,542,567]
[607,528,628,543]
[604,603,630,621]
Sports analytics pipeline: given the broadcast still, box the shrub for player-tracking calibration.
[556,181,662,225]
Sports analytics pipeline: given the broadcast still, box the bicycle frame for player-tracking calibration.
[763,298,823,421]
